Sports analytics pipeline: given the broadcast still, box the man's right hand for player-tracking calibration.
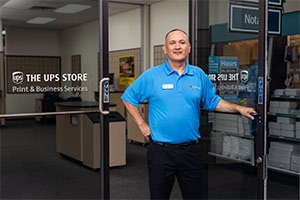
[138,121,151,141]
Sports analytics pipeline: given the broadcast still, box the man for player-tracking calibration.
[121,29,257,199]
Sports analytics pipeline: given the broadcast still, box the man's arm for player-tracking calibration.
[215,99,257,120]
[122,100,151,140]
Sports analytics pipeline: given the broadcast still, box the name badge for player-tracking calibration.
[162,84,174,90]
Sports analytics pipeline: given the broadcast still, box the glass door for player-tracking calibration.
[190,0,299,199]
[191,2,259,199]
[0,0,111,199]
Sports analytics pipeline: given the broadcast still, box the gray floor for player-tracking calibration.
[0,119,299,200]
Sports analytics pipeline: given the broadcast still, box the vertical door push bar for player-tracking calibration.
[99,77,110,115]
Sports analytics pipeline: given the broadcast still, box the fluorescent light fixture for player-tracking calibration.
[26,17,56,24]
[54,4,91,14]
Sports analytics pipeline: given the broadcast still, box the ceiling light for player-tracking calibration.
[26,17,56,24]
[54,4,91,14]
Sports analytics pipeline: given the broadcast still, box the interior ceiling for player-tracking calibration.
[0,0,164,30]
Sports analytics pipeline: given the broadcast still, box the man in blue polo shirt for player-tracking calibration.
[121,29,256,200]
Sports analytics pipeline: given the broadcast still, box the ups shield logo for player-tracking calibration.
[12,71,23,84]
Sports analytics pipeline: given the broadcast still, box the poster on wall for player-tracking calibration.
[119,55,135,86]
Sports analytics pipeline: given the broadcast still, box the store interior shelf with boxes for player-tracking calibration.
[209,34,300,175]
[268,95,299,175]
[210,112,255,165]
[267,34,300,176]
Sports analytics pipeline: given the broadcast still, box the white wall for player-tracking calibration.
[109,8,141,51]
[209,0,229,25]
[284,0,300,13]
[109,0,189,71]
[150,0,189,66]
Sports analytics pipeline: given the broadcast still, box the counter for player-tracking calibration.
[55,101,125,168]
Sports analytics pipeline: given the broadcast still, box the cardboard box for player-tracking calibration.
[270,101,280,107]
[270,141,299,152]
[291,163,300,172]
[238,43,252,65]
[291,151,300,164]
[223,44,239,57]
[284,89,300,96]
[273,89,285,96]
[230,136,240,159]
[268,159,290,170]
[269,128,281,136]
[279,101,297,108]
[239,139,253,161]
[269,122,281,129]
[269,107,279,113]
[268,152,291,164]
[280,130,295,138]
[214,113,239,121]
[241,128,252,136]
[238,117,251,125]
[280,123,296,131]
[214,119,238,127]
[210,131,224,154]
[296,122,300,129]
[278,108,292,114]
[238,121,251,129]
[222,135,232,157]
[213,125,238,133]
[277,117,296,124]
[252,41,258,61]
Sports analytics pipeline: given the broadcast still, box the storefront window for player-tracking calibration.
[193,0,299,199]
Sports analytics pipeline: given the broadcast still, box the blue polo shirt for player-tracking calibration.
[121,60,221,144]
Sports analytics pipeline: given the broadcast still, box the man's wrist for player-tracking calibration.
[138,120,146,127]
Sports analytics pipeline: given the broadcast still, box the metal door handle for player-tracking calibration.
[99,77,110,115]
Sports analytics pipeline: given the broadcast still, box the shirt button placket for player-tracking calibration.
[177,75,183,94]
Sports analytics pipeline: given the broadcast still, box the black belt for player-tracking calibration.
[151,138,200,149]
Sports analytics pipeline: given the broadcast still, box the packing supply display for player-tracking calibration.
[268,141,300,172]
[210,113,254,163]
[269,89,300,139]
[220,135,253,162]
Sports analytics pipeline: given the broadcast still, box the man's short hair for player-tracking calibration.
[165,29,188,40]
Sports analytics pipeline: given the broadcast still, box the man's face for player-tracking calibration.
[163,30,191,63]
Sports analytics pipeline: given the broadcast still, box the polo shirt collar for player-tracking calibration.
[163,59,194,76]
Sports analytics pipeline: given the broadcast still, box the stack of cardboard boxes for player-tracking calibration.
[213,113,252,136]
[269,100,298,138]
[268,89,300,173]
[268,141,299,172]
[291,151,300,172]
[296,121,300,139]
[210,113,253,162]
